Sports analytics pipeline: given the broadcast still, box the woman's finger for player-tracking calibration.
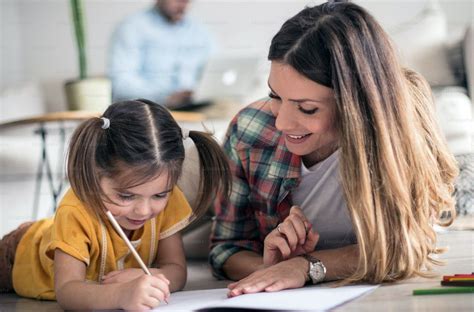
[277,222,298,251]
[229,274,275,296]
[289,206,306,219]
[286,216,308,245]
[264,279,287,292]
[302,229,320,253]
[264,235,292,265]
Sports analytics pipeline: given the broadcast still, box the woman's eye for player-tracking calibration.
[298,106,318,115]
[268,92,280,100]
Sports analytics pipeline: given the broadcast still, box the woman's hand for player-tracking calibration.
[227,256,308,297]
[117,274,170,310]
[263,206,319,266]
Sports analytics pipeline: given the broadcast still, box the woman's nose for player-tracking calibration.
[274,101,296,131]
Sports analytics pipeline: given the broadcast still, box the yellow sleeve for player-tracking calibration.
[46,205,94,265]
[158,186,193,240]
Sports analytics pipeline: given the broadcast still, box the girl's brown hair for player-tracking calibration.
[269,1,458,283]
[67,99,230,222]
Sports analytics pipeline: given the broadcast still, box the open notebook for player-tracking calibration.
[156,284,378,311]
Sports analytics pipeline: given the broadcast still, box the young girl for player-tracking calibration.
[210,1,458,296]
[0,99,230,310]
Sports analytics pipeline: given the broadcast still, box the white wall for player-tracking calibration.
[0,0,473,235]
[1,0,473,111]
[1,0,24,87]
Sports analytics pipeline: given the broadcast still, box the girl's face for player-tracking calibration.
[100,172,172,235]
[268,62,339,166]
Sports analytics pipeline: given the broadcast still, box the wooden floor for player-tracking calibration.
[0,230,473,311]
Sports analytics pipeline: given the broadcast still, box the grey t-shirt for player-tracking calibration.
[292,150,356,250]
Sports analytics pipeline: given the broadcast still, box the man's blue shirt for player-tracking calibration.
[108,8,215,104]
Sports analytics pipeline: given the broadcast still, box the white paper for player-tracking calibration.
[156,284,378,311]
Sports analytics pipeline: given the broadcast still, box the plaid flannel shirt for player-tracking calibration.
[209,100,303,279]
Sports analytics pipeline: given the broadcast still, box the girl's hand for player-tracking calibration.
[263,206,319,266]
[102,268,144,284]
[117,274,170,310]
[227,256,308,297]
[102,268,169,285]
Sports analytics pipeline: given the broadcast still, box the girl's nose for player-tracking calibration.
[134,199,152,216]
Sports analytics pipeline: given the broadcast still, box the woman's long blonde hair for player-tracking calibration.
[268,1,458,283]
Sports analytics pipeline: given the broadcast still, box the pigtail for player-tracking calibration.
[187,131,231,219]
[66,117,108,215]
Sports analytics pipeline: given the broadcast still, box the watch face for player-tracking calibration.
[303,254,326,284]
[310,261,326,283]
[314,264,324,276]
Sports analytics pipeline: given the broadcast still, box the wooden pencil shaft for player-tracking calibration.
[105,211,151,275]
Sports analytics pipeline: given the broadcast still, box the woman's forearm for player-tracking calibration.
[223,244,359,282]
[310,244,359,281]
[223,250,264,280]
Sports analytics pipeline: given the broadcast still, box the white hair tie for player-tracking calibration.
[100,117,110,129]
[182,128,190,140]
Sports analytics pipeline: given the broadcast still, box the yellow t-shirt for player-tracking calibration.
[12,186,193,300]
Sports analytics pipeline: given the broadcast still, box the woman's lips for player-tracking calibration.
[285,133,311,144]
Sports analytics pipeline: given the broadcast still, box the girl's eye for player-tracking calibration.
[118,193,134,201]
[153,193,168,199]
[268,92,280,100]
[298,105,318,115]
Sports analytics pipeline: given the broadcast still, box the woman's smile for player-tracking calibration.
[285,133,312,144]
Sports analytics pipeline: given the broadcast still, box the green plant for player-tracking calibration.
[70,0,87,79]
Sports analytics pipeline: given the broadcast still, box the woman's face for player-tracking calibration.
[269,62,338,166]
[100,171,171,235]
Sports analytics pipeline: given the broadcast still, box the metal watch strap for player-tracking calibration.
[302,254,326,284]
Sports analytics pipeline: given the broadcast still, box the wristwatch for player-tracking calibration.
[302,254,327,284]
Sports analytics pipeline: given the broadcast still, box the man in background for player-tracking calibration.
[108,0,215,108]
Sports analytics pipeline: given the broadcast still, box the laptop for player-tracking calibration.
[172,55,263,111]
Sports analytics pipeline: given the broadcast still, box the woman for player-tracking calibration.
[210,0,458,296]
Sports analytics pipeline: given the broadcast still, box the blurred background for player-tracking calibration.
[1,0,473,235]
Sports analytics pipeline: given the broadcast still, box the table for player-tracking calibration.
[0,110,205,219]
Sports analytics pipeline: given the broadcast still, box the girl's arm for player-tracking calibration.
[101,232,187,291]
[54,249,169,310]
[152,232,187,292]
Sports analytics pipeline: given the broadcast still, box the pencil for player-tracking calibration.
[105,211,152,275]
[105,211,169,304]
[443,277,474,281]
[412,287,474,296]
[441,281,474,287]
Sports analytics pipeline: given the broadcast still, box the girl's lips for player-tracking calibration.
[126,218,146,226]
[285,133,311,144]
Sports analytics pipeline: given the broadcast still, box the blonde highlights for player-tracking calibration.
[332,10,458,283]
[269,2,458,284]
